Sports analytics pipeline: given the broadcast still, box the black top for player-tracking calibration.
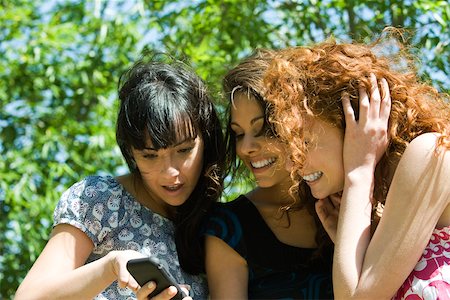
[204,195,333,299]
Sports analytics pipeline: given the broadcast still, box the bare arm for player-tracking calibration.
[15,224,144,300]
[335,133,450,298]
[205,235,248,299]
[333,75,450,298]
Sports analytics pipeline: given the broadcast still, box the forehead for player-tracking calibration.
[303,116,344,144]
[230,93,264,119]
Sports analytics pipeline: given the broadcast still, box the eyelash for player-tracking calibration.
[142,146,193,158]
[178,147,193,153]
[143,154,157,159]
[234,127,266,140]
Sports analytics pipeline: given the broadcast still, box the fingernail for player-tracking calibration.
[148,281,155,289]
[168,286,177,295]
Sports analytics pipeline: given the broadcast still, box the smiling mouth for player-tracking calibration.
[251,157,276,169]
[302,171,323,182]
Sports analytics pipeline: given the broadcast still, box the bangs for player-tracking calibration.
[123,91,198,150]
[147,112,198,149]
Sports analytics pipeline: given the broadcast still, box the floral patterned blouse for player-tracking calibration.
[53,175,208,299]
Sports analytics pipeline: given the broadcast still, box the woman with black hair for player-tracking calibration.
[16,56,225,300]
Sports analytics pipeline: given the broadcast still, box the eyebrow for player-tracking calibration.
[144,137,195,151]
[230,116,265,127]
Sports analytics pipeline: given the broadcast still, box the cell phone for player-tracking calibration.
[126,256,187,300]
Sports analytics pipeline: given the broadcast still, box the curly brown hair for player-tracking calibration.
[263,33,450,226]
[223,48,333,259]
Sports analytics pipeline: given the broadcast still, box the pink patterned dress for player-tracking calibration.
[393,226,450,299]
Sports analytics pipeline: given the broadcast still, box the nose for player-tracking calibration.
[238,135,260,156]
[160,155,180,178]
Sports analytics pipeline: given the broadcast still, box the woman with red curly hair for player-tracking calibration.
[263,34,450,299]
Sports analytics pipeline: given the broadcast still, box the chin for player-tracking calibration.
[255,180,275,188]
[311,190,330,200]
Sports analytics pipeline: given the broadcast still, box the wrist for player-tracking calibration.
[106,250,119,277]
[345,165,375,184]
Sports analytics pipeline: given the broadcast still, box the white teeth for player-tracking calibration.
[251,158,276,169]
[165,185,181,191]
[302,171,323,182]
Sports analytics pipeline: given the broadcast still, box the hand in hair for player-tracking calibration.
[342,73,391,175]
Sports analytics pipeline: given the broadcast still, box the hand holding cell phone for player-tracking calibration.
[127,256,187,300]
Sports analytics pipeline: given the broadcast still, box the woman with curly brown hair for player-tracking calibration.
[263,35,450,299]
[203,49,334,299]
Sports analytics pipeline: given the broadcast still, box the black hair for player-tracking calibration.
[116,54,225,274]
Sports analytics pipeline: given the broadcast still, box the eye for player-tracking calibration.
[254,126,268,138]
[252,120,265,137]
[178,147,193,154]
[231,128,244,140]
[235,133,244,140]
[143,153,157,159]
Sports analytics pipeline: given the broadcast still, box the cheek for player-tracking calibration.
[135,161,159,174]
[329,151,345,190]
[140,173,158,190]
[183,151,204,177]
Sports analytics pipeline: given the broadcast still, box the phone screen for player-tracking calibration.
[126,256,186,300]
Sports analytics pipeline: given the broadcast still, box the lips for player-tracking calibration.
[163,184,183,191]
[302,171,323,182]
[251,157,276,169]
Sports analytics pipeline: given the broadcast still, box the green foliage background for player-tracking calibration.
[1,0,449,297]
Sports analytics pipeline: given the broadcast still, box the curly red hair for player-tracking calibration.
[263,34,450,216]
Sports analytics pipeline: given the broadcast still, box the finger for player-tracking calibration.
[315,199,338,243]
[150,286,179,300]
[369,73,381,118]
[179,284,190,297]
[136,281,156,300]
[342,92,356,126]
[117,268,132,289]
[180,287,190,298]
[126,277,140,292]
[315,199,336,223]
[379,78,391,123]
[315,200,328,225]
[328,194,341,208]
[358,83,370,123]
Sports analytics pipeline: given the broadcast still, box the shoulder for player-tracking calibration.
[392,133,450,199]
[55,175,123,217]
[397,133,447,167]
[205,196,250,235]
[398,133,450,173]
[62,175,120,202]
[406,132,441,155]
